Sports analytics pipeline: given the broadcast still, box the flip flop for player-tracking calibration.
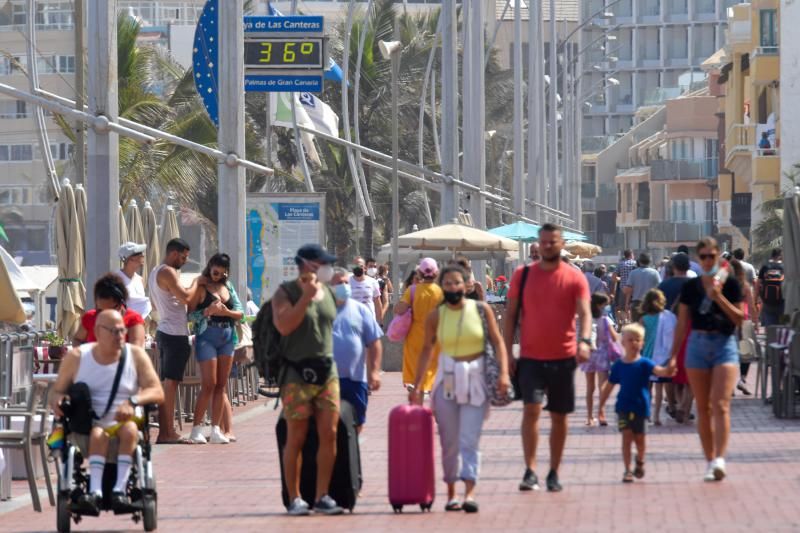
[155,436,194,445]
[445,499,462,511]
[463,500,479,513]
[622,470,634,483]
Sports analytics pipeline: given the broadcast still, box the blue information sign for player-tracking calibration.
[244,74,323,92]
[244,16,324,34]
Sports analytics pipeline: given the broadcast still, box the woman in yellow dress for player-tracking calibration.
[394,257,443,391]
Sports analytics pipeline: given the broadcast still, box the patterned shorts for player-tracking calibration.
[281,378,340,420]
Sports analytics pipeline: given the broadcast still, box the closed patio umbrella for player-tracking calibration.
[782,188,800,316]
[125,199,146,276]
[142,201,160,288]
[160,205,180,246]
[55,179,85,339]
[118,204,129,244]
[74,184,87,262]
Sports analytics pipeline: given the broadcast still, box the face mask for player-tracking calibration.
[352,266,364,277]
[317,264,334,284]
[367,267,378,277]
[333,283,351,301]
[443,290,465,305]
[702,263,719,277]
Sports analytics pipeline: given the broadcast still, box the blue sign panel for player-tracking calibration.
[275,203,321,220]
[244,16,324,34]
[244,74,323,93]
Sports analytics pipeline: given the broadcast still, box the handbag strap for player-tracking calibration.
[475,301,494,354]
[96,344,128,420]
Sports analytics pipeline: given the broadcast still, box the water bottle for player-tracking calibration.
[699,268,729,315]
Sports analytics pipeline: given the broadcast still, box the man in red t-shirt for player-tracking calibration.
[73,273,146,347]
[503,223,591,493]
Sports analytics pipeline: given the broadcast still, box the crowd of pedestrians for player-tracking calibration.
[49,223,786,518]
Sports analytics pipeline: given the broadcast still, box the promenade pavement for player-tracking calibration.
[2,372,799,532]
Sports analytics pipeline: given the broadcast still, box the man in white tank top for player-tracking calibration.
[49,310,164,514]
[147,238,202,444]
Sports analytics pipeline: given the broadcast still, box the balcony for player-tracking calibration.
[750,46,779,84]
[730,192,751,230]
[725,123,756,165]
[753,150,781,186]
[649,220,712,243]
[651,158,718,181]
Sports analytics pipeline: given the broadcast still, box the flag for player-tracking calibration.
[297,92,339,137]
[267,2,343,82]
[270,92,322,166]
[0,223,7,242]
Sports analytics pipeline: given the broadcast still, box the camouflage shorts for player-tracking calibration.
[281,378,340,420]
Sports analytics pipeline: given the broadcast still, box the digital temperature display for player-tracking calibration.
[244,39,324,69]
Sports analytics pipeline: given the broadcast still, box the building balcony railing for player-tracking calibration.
[649,220,712,243]
[650,158,718,181]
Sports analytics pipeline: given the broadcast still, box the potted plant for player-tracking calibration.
[43,332,67,360]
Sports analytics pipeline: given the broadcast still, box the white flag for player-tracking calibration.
[297,92,339,138]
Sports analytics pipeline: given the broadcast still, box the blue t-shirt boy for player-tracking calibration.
[608,357,657,417]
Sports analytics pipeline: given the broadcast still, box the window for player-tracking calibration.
[0,145,8,161]
[11,144,33,161]
[760,9,778,48]
[625,183,633,213]
[0,190,12,204]
[37,56,56,74]
[57,55,75,73]
[12,3,26,26]
[617,185,622,213]
[36,1,74,29]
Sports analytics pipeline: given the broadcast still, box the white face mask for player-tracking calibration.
[366,267,378,277]
[316,264,334,284]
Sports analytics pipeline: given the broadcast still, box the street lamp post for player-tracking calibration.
[379,39,402,302]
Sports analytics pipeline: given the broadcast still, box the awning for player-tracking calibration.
[702,48,728,69]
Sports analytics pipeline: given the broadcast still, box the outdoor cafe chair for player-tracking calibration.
[0,381,54,512]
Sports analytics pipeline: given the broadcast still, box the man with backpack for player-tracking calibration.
[757,248,785,326]
[266,244,343,516]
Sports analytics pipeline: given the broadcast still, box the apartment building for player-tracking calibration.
[582,0,739,138]
[711,0,780,252]
[0,0,206,265]
[614,90,718,257]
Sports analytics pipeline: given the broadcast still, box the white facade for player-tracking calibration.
[582,0,738,138]
[781,0,800,188]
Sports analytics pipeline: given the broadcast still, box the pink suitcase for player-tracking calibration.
[388,404,436,513]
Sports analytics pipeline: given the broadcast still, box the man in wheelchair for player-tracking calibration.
[49,309,164,515]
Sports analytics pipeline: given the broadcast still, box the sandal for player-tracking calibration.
[585,418,596,427]
[622,470,634,483]
[445,499,462,512]
[598,415,608,427]
[634,459,645,479]
[462,500,479,513]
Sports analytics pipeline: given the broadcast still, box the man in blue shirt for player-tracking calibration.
[677,245,703,276]
[330,268,383,432]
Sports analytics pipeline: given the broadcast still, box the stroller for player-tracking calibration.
[53,399,158,532]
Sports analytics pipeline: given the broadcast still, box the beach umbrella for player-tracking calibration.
[0,245,27,324]
[74,184,87,262]
[396,223,518,252]
[118,204,129,244]
[142,201,160,288]
[160,205,180,246]
[124,200,146,275]
[564,241,603,259]
[488,221,541,243]
[782,188,800,315]
[55,180,85,339]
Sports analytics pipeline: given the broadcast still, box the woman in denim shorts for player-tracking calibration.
[187,253,244,444]
[669,237,744,483]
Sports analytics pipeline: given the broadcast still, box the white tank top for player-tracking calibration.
[148,264,188,336]
[75,343,139,428]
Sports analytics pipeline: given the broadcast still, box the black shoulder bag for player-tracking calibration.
[64,346,128,435]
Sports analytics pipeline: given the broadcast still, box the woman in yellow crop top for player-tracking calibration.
[409,265,510,513]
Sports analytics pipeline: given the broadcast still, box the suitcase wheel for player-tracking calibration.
[420,502,433,512]
[392,504,403,513]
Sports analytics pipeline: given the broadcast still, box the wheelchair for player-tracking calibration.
[54,403,158,532]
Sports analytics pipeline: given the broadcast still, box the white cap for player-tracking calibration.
[118,242,146,261]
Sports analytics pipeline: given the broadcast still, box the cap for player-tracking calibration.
[118,242,146,261]
[417,257,439,277]
[495,275,507,282]
[296,243,337,265]
[671,252,690,272]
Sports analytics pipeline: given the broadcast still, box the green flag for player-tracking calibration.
[0,223,7,242]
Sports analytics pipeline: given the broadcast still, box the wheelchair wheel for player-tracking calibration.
[142,494,157,532]
[57,492,71,533]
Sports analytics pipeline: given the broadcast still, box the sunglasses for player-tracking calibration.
[100,325,127,336]
[698,253,717,261]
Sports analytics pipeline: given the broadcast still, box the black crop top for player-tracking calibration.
[679,276,743,336]
[197,288,234,321]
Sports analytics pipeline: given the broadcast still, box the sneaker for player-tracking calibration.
[736,381,752,396]
[287,497,310,516]
[209,426,230,444]
[703,462,716,482]
[519,468,540,491]
[313,494,344,515]
[546,470,562,492]
[75,492,101,516]
[189,426,207,444]
[711,457,726,481]
[110,491,138,514]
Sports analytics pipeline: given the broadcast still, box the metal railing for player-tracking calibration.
[650,158,718,181]
[649,220,712,242]
[727,123,756,159]
[754,45,779,56]
[0,331,49,404]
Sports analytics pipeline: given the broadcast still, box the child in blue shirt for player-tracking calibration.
[600,323,675,483]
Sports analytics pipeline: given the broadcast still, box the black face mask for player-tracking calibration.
[443,290,465,305]
[353,266,364,277]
